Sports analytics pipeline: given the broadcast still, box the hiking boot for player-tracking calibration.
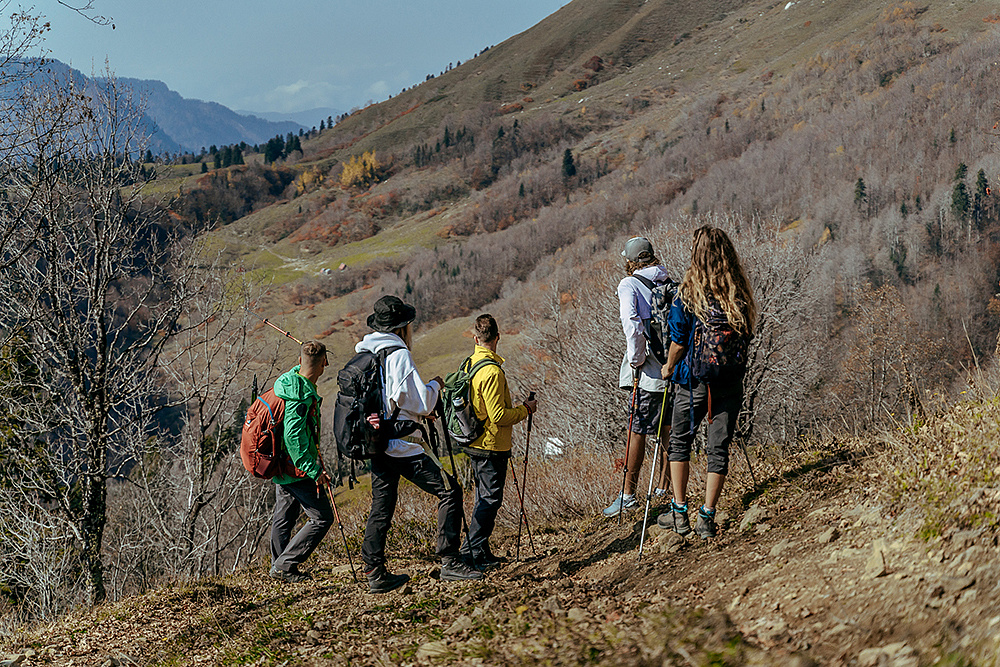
[602,493,639,517]
[656,501,691,536]
[466,551,505,572]
[366,566,410,594]
[269,565,312,584]
[695,507,718,539]
[441,557,485,582]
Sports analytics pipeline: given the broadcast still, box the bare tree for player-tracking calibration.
[103,267,278,596]
[0,70,193,606]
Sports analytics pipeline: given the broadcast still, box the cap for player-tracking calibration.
[621,236,654,261]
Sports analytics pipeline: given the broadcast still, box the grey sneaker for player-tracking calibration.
[441,557,485,582]
[695,507,718,539]
[602,494,639,517]
[657,501,692,536]
[269,565,312,583]
[366,566,410,594]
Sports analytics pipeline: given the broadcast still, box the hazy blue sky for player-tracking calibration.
[36,0,567,116]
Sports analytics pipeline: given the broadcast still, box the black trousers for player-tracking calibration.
[270,478,334,572]
[462,452,510,559]
[362,452,463,570]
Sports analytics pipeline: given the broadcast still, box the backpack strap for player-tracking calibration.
[256,395,276,426]
[631,273,657,291]
[467,357,500,379]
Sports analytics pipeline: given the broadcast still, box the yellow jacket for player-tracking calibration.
[467,345,529,453]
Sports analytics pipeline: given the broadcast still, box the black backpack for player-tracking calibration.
[632,274,678,366]
[333,346,419,477]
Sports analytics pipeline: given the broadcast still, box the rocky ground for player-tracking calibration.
[3,447,1000,667]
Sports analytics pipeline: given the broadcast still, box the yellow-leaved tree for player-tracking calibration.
[340,150,379,188]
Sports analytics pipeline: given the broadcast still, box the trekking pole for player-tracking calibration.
[618,369,641,526]
[432,402,478,571]
[244,307,303,345]
[639,383,673,560]
[316,448,359,584]
[508,462,536,559]
[515,391,537,561]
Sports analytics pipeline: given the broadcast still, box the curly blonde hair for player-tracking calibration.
[678,225,757,335]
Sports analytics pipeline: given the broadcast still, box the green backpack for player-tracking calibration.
[441,356,499,445]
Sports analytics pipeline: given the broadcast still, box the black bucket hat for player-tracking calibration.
[367,295,416,333]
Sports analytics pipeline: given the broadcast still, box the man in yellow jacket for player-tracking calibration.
[460,314,538,570]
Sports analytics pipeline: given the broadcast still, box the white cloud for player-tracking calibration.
[366,80,390,99]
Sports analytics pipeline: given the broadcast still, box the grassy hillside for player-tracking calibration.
[9,0,1000,652]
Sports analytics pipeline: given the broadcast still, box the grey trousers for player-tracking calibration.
[668,380,742,476]
[270,478,334,572]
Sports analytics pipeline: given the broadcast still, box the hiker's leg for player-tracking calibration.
[703,385,741,510]
[270,482,301,565]
[362,454,402,571]
[668,382,707,505]
[705,473,727,509]
[465,454,508,557]
[273,478,334,572]
[624,432,646,495]
[624,388,662,494]
[655,444,671,490]
[654,388,672,489]
[404,453,463,559]
[669,461,690,504]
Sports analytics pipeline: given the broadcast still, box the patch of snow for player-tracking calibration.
[785,1,795,8]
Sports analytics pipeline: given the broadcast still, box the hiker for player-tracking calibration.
[603,237,673,517]
[269,340,335,583]
[658,225,756,538]
[357,295,483,593]
[460,314,538,569]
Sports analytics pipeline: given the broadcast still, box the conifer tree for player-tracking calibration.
[562,149,577,180]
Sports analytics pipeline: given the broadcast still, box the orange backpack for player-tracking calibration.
[240,389,289,479]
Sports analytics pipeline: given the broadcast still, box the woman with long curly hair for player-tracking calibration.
[657,225,756,538]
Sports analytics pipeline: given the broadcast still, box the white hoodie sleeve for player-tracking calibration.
[618,277,647,368]
[384,349,440,418]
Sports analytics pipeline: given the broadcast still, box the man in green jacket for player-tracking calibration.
[269,340,334,583]
[461,314,537,570]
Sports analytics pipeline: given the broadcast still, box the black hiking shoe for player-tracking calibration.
[695,507,718,539]
[657,500,692,536]
[366,566,410,594]
[465,551,505,572]
[441,557,485,582]
[269,565,312,584]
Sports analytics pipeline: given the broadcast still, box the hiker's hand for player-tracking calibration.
[431,375,444,388]
[524,399,538,414]
[316,471,332,486]
[662,363,673,378]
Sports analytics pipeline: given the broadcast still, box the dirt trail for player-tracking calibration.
[5,452,999,666]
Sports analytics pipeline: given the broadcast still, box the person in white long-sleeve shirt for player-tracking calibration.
[357,296,483,593]
[602,237,672,517]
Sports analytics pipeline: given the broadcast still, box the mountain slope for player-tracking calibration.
[4,433,999,665]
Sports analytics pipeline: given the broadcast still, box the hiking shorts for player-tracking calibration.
[627,387,664,435]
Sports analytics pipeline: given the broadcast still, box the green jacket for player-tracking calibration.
[271,365,323,485]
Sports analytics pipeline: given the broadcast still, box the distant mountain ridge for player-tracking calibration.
[234,107,343,129]
[115,75,304,153]
[39,60,305,154]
